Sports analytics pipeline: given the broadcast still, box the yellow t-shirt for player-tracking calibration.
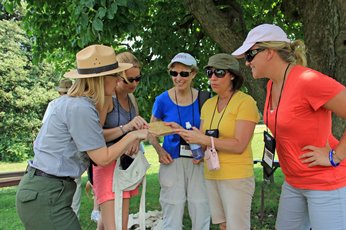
[201,91,260,180]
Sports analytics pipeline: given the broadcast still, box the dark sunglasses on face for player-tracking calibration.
[206,69,228,78]
[245,48,265,62]
[122,75,141,84]
[169,70,191,78]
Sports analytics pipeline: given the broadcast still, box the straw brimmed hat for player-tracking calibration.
[64,44,133,79]
[56,78,72,93]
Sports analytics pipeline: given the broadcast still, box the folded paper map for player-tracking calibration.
[148,121,174,136]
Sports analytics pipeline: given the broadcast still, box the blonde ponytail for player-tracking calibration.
[291,40,307,66]
[258,40,307,66]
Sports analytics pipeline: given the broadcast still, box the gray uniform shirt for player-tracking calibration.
[31,96,106,178]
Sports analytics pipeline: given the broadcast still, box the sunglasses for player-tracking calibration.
[122,75,141,84]
[169,71,191,78]
[245,48,265,62]
[206,69,228,78]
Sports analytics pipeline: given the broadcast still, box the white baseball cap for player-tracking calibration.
[232,24,291,56]
[167,52,197,68]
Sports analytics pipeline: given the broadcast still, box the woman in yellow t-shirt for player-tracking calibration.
[177,53,259,230]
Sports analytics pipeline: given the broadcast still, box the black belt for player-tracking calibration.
[26,166,74,181]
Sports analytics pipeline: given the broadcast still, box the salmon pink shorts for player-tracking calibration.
[93,161,139,205]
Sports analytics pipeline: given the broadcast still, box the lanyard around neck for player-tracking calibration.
[115,92,133,126]
[174,87,194,127]
[209,92,234,130]
[266,63,290,137]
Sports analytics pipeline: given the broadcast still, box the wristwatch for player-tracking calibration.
[119,125,125,134]
[329,149,340,167]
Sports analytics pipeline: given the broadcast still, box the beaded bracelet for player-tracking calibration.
[329,149,340,167]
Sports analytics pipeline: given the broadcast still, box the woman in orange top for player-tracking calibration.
[232,24,346,230]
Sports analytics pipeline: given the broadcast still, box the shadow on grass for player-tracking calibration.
[0,167,283,230]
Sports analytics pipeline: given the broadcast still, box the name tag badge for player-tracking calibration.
[263,147,274,168]
[262,131,276,168]
[179,145,192,158]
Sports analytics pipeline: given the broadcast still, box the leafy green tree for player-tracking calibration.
[3,0,222,121]
[123,1,221,118]
[0,19,57,161]
[2,0,345,136]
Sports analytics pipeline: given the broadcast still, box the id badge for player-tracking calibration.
[262,131,276,168]
[179,137,192,158]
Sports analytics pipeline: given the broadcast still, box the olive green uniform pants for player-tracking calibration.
[16,169,81,230]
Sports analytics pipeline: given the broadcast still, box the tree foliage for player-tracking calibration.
[4,0,223,121]
[21,0,146,61]
[184,0,345,137]
[1,0,345,162]
[1,0,305,122]
[0,19,57,161]
[124,1,221,118]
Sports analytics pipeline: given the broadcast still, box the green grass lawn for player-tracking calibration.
[0,126,283,229]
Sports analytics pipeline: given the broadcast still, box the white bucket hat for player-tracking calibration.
[232,24,291,56]
[64,44,133,79]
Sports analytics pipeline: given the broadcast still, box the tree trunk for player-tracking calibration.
[296,0,346,138]
[184,0,267,117]
[185,0,345,138]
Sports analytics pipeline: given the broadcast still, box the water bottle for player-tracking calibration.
[185,122,204,160]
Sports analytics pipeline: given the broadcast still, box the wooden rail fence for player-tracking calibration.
[0,171,25,188]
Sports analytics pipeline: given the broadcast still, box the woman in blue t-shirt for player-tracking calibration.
[150,53,210,230]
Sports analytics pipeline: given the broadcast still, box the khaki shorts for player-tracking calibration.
[205,177,255,230]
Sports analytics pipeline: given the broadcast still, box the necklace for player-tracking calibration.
[209,91,234,130]
[174,87,194,127]
[266,63,290,137]
[115,92,133,126]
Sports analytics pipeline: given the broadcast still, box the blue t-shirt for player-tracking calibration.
[152,91,200,159]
